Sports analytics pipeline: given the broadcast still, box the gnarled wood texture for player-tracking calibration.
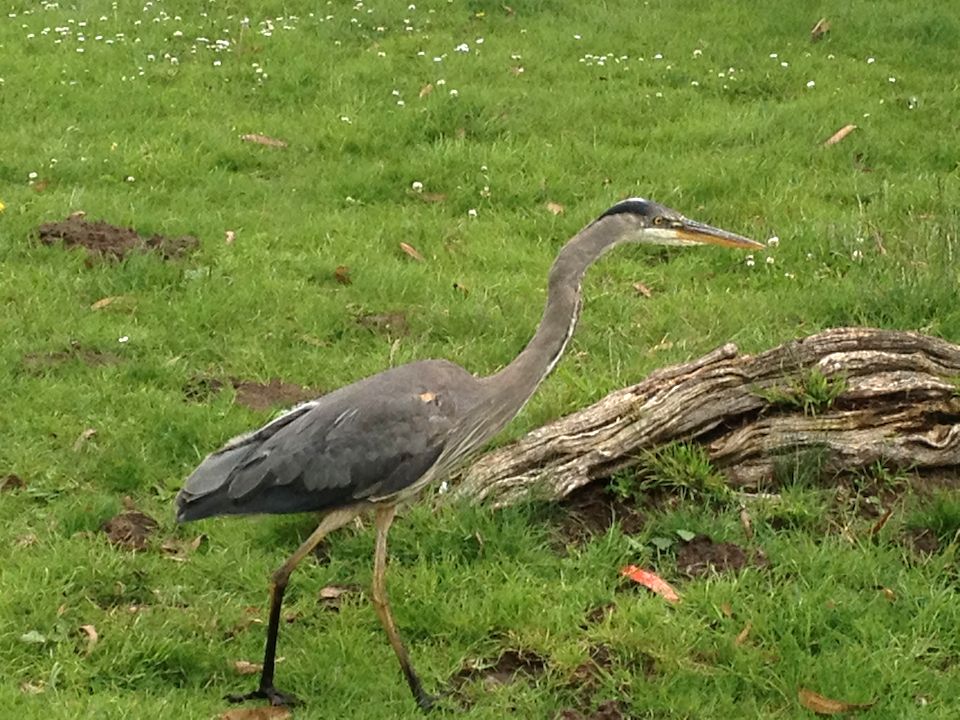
[448,328,960,507]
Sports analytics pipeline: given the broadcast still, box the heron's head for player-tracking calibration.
[596,197,763,250]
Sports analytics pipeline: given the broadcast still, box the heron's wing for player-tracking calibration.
[176,360,479,520]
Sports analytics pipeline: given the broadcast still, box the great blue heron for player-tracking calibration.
[176,198,762,710]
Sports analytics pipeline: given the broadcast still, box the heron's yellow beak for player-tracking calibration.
[676,218,765,249]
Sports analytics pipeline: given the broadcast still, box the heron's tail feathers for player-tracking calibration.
[175,444,253,522]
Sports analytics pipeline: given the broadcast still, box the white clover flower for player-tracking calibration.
[745,254,755,267]
[411,181,423,192]
[867,57,875,64]
[126,176,135,182]
[767,236,779,248]
[467,208,477,217]
[765,256,775,265]
[449,88,458,97]
[454,42,469,53]
[806,80,815,88]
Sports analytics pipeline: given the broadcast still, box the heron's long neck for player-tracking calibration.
[481,220,617,412]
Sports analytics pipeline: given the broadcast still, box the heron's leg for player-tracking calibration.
[227,506,360,707]
[371,504,437,712]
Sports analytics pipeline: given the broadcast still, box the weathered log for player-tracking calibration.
[448,327,960,507]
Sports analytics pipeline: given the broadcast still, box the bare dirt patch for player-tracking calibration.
[556,483,645,545]
[21,342,120,373]
[356,311,409,336]
[183,375,316,411]
[450,648,547,692]
[676,535,769,577]
[232,379,315,412]
[568,643,616,690]
[903,527,940,556]
[102,509,160,551]
[37,215,198,260]
[557,700,627,720]
[1,473,27,492]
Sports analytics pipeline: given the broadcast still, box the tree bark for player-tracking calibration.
[448,327,960,507]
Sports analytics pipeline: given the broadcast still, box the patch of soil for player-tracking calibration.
[676,535,769,578]
[569,643,615,689]
[581,602,616,628]
[557,700,627,720]
[903,527,940,556]
[450,648,547,692]
[232,379,316,412]
[37,215,198,260]
[355,311,408,336]
[557,483,646,545]
[1,473,26,492]
[21,342,120,373]
[101,510,159,551]
[182,375,316,411]
[183,375,225,402]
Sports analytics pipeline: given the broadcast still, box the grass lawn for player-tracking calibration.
[2,1,959,718]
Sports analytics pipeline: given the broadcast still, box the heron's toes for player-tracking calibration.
[416,688,450,713]
[226,686,301,707]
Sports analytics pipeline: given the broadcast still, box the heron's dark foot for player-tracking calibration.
[226,685,301,707]
[415,688,450,713]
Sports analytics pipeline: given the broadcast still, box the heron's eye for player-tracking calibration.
[653,216,665,226]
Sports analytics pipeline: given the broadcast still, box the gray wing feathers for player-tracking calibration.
[176,360,481,521]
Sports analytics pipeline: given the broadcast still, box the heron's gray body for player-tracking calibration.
[177,360,483,521]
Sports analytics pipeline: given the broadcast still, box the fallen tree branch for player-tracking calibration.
[449,327,960,507]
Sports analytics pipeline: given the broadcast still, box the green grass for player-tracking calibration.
[2,1,960,717]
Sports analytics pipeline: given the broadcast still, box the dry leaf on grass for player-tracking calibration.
[810,18,831,41]
[73,428,97,451]
[869,506,894,536]
[161,534,208,560]
[1,473,26,492]
[319,584,361,611]
[399,242,425,262]
[734,620,752,645]
[79,624,99,655]
[233,660,263,675]
[334,265,352,285]
[823,124,857,146]
[632,282,653,298]
[620,565,681,604]
[20,681,45,695]
[419,83,434,98]
[419,191,447,203]
[739,506,754,539]
[219,707,291,720]
[798,687,875,715]
[240,133,287,148]
[90,295,134,310]
[546,201,565,216]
